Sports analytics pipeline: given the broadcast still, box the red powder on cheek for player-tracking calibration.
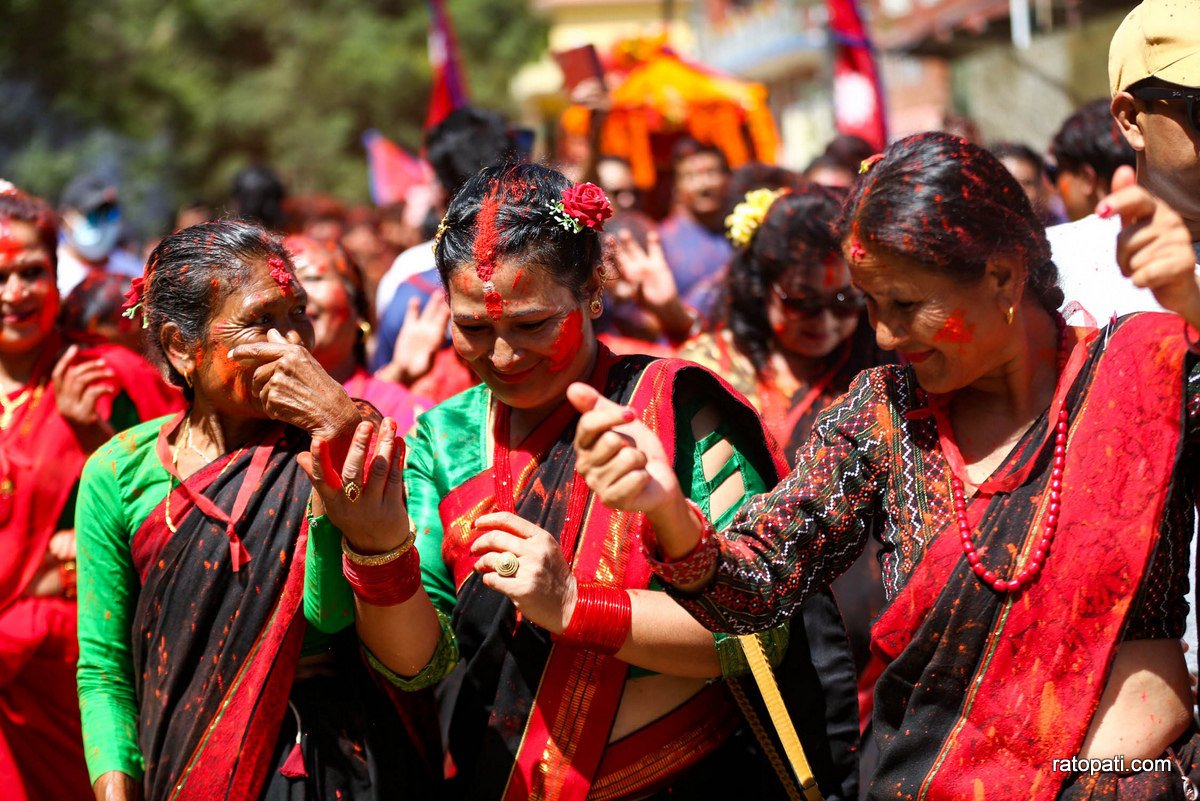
[547,309,584,373]
[933,308,974,344]
[267,255,293,296]
[484,290,504,320]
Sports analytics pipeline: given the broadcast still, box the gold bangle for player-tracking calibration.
[342,532,414,566]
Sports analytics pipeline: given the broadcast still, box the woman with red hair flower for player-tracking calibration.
[314,163,859,800]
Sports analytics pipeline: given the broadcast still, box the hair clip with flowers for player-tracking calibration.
[725,187,787,248]
[432,214,450,253]
[121,276,150,329]
[547,182,613,234]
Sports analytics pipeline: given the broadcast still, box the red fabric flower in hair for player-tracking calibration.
[559,182,613,232]
[121,276,145,315]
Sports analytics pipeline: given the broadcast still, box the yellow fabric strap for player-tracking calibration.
[738,633,824,801]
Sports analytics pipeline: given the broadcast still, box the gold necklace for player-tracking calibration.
[0,384,36,430]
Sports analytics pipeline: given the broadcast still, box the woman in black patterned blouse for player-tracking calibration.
[570,132,1200,800]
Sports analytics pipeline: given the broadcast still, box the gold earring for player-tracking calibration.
[358,320,372,337]
[1006,305,1014,325]
[184,371,194,388]
[590,297,603,316]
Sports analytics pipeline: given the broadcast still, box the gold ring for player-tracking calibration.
[343,480,362,503]
[495,552,519,577]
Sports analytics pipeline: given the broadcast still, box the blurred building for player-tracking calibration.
[510,0,697,144]
[690,0,1131,166]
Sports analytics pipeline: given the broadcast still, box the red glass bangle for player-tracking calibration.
[342,546,422,607]
[641,498,719,587]
[559,584,632,655]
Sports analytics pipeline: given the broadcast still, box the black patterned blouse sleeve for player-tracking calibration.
[668,368,894,634]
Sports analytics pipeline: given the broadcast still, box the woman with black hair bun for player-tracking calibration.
[681,183,881,460]
[575,131,1200,798]
[75,220,438,801]
[324,162,859,800]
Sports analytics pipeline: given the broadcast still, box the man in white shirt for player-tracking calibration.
[1049,0,1200,326]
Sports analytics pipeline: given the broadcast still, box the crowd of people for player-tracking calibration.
[1,1,1199,799]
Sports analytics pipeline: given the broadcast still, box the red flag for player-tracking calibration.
[827,0,887,151]
[361,130,434,206]
[426,0,469,131]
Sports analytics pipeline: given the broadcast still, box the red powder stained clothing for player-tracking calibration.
[933,309,974,344]
[547,310,584,373]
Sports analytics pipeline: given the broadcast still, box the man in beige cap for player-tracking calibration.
[1048,0,1200,322]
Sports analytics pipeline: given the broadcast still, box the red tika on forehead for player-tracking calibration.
[0,218,21,259]
[474,189,504,319]
[267,255,293,296]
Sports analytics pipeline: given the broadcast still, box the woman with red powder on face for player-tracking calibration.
[680,183,888,776]
[0,181,180,801]
[285,235,429,432]
[322,163,859,800]
[573,132,1200,799]
[680,184,880,459]
[74,221,438,801]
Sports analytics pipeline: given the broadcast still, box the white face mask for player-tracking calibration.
[66,212,122,262]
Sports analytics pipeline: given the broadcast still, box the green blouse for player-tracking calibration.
[75,416,353,784]
[392,381,784,688]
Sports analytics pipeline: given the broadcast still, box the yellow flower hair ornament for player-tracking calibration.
[725,188,787,248]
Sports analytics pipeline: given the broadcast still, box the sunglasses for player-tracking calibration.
[773,285,865,318]
[1131,87,1200,135]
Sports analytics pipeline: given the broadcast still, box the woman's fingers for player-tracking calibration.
[594,469,652,509]
[470,529,528,559]
[50,344,79,387]
[570,386,636,449]
[473,511,543,538]
[367,418,397,493]
[312,436,343,491]
[588,445,649,490]
[339,421,375,491]
[577,429,635,473]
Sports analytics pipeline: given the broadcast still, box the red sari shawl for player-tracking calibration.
[869,313,1191,800]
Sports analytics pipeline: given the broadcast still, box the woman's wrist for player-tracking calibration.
[642,498,719,590]
[341,514,413,557]
[644,491,705,560]
[556,584,632,655]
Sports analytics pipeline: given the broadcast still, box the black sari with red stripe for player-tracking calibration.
[435,351,858,800]
[131,422,436,801]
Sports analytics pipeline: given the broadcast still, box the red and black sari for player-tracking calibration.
[0,342,179,801]
[673,313,1200,799]
[434,349,859,800]
[130,417,437,801]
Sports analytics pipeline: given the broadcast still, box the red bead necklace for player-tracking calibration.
[951,316,1069,594]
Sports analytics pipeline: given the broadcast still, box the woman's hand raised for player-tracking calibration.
[471,512,577,633]
[298,417,410,555]
[52,344,117,453]
[1102,165,1200,328]
[567,382,703,560]
[230,328,360,440]
[568,382,678,515]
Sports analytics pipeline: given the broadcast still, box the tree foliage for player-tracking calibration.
[0,0,546,234]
